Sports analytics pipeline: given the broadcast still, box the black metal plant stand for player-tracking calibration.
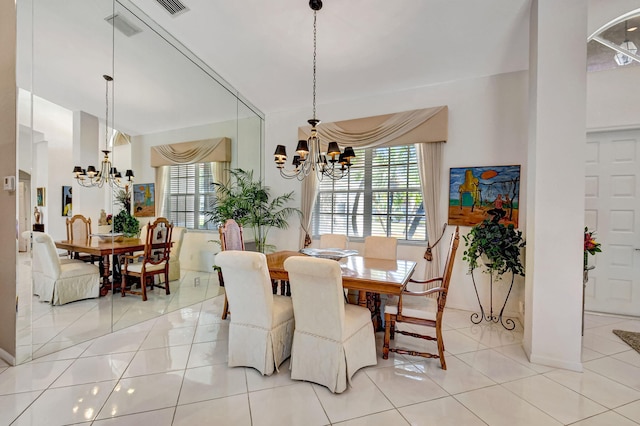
[470,270,516,330]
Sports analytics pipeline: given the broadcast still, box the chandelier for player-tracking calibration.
[72,75,134,188]
[273,0,355,181]
[614,20,638,66]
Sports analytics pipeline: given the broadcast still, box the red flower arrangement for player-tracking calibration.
[584,227,601,269]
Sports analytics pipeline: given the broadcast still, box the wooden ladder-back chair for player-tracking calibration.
[383,226,460,369]
[66,214,93,261]
[120,217,173,301]
[218,219,244,319]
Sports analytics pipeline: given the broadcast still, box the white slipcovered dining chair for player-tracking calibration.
[319,233,348,249]
[168,226,186,281]
[216,250,295,376]
[363,236,397,260]
[32,233,100,305]
[284,256,377,393]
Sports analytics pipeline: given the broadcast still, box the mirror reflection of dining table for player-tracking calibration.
[54,237,145,296]
[266,251,417,330]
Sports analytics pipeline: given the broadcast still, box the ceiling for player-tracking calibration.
[129,0,532,115]
[17,0,638,136]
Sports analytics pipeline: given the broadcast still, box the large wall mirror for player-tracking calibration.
[16,0,263,363]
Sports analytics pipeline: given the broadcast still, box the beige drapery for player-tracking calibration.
[299,173,319,248]
[416,142,444,280]
[151,137,231,218]
[150,137,231,166]
[298,106,447,147]
[155,166,169,217]
[297,106,448,251]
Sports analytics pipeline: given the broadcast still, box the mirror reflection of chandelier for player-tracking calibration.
[614,20,638,66]
[273,0,355,181]
[72,75,134,189]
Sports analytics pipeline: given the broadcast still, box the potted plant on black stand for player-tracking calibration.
[463,219,525,330]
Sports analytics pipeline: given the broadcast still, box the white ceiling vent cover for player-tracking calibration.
[105,13,142,37]
[154,0,189,16]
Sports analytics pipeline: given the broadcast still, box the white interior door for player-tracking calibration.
[585,129,640,316]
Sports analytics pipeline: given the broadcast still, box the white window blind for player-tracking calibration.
[313,145,426,241]
[167,163,216,230]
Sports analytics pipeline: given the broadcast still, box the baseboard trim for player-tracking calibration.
[0,348,15,366]
[528,353,582,372]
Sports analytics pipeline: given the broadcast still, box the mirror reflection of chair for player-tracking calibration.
[218,219,244,319]
[319,233,348,249]
[169,226,186,282]
[65,214,93,261]
[32,233,100,305]
[120,218,173,301]
[284,256,377,393]
[383,227,460,369]
[216,250,295,376]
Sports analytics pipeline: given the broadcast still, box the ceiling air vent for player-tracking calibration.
[154,0,189,16]
[105,13,142,37]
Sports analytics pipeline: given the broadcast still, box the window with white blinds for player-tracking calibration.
[313,145,426,241]
[167,163,216,230]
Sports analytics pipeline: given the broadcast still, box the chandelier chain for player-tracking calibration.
[312,10,317,121]
[105,76,109,150]
[272,1,354,181]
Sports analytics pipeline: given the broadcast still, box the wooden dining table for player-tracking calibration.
[266,251,417,330]
[55,238,145,295]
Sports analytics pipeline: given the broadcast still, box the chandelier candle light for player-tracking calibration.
[273,0,355,181]
[72,75,134,188]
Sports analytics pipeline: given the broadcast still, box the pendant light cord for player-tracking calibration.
[105,76,109,150]
[312,10,317,121]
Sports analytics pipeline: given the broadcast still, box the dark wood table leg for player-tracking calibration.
[361,291,383,332]
[99,255,110,296]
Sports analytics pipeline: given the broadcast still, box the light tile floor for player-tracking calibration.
[16,252,221,364]
[1,296,640,425]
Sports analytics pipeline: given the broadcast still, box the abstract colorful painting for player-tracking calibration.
[448,165,521,227]
[133,183,155,217]
[61,186,72,216]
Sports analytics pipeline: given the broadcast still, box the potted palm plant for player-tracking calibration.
[205,168,301,253]
[462,219,525,329]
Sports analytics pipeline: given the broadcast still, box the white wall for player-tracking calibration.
[265,70,529,316]
[31,96,73,241]
[587,66,640,130]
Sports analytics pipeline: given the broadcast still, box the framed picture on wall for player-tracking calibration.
[36,187,46,207]
[448,165,521,227]
[133,183,155,217]
[62,186,72,216]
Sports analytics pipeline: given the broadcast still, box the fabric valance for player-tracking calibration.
[297,106,448,149]
[150,137,231,167]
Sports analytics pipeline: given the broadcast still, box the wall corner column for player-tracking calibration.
[524,0,587,371]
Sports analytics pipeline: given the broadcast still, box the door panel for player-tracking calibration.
[585,130,640,316]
